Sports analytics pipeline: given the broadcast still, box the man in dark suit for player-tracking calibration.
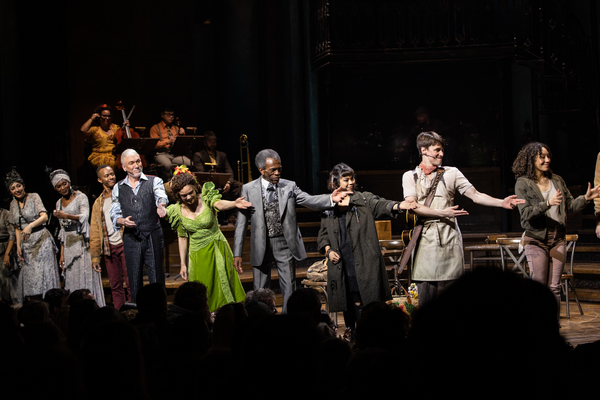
[233,149,350,313]
[192,131,239,224]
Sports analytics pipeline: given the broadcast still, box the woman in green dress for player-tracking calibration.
[166,168,250,311]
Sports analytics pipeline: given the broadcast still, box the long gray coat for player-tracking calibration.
[317,191,396,312]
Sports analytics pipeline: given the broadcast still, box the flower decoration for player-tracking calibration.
[173,165,193,177]
[99,104,108,108]
[408,283,418,299]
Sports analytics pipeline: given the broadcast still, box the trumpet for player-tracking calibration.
[238,134,252,183]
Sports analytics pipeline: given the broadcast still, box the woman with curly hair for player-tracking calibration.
[80,104,121,170]
[513,142,600,311]
[165,168,251,311]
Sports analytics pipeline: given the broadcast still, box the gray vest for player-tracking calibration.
[118,177,161,233]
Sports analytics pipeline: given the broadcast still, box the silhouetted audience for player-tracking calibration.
[166,280,210,324]
[5,266,600,399]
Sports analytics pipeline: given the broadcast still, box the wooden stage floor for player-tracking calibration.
[327,300,600,349]
[557,301,600,347]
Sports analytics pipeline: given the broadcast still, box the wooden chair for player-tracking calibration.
[497,237,530,278]
[561,234,583,318]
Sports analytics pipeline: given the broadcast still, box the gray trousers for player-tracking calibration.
[123,229,165,303]
[154,152,191,181]
[253,235,296,313]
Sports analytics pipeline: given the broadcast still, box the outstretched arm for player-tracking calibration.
[463,187,525,210]
[214,197,252,211]
[405,196,469,219]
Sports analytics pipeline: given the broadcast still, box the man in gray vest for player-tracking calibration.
[110,149,168,303]
[233,149,350,313]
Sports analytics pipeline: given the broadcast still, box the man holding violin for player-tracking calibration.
[149,107,191,181]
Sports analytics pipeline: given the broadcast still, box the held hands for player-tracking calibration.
[157,204,167,218]
[502,194,526,210]
[234,196,252,210]
[584,182,600,201]
[397,200,418,211]
[332,187,353,203]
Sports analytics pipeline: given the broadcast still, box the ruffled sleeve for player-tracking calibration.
[166,203,188,238]
[201,181,222,211]
[75,191,91,241]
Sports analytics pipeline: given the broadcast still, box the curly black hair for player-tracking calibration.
[511,142,553,181]
[169,173,200,202]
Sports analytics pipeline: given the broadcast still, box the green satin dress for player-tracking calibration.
[167,182,245,312]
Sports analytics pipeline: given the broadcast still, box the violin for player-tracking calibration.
[114,101,146,168]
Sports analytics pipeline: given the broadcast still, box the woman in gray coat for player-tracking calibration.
[317,163,415,332]
[513,142,600,310]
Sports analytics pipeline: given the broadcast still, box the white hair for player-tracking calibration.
[121,149,140,165]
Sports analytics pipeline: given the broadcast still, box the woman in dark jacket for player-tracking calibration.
[317,163,415,332]
[513,142,600,310]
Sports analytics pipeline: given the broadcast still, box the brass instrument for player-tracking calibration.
[238,134,252,183]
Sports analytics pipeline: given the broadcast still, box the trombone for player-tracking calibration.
[238,134,252,183]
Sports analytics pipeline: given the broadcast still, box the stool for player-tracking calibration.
[561,234,583,319]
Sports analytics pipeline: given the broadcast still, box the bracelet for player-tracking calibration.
[326,248,332,258]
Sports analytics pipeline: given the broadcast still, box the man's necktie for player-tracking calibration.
[266,183,276,203]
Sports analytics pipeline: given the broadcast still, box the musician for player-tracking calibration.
[80,104,121,170]
[149,107,191,181]
[402,131,524,307]
[192,131,239,224]
[109,149,168,303]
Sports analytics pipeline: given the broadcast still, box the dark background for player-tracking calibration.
[1,0,599,233]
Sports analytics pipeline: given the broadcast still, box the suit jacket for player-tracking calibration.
[233,178,332,266]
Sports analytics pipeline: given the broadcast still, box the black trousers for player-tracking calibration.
[123,229,165,303]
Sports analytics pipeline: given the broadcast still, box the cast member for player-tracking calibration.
[233,149,351,313]
[110,149,168,303]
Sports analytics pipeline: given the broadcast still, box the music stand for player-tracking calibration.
[170,135,205,161]
[194,172,231,189]
[113,138,159,155]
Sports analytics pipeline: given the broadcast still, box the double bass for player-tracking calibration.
[114,100,147,168]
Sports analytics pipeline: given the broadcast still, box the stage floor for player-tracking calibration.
[324,300,600,349]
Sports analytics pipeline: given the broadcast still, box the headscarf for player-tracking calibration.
[49,169,71,188]
[4,167,24,191]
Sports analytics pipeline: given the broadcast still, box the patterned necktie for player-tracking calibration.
[266,183,276,203]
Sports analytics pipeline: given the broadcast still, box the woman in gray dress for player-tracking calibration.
[5,168,60,302]
[50,169,105,307]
